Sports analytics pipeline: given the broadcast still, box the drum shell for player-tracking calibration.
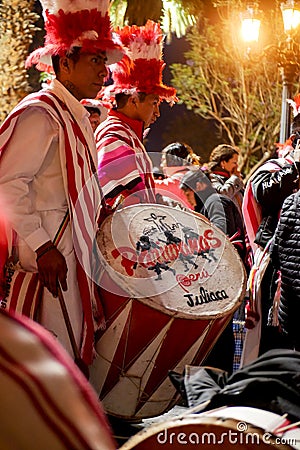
[90,283,233,421]
[90,204,247,421]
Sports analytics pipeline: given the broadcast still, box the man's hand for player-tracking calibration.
[36,241,68,297]
[233,166,243,179]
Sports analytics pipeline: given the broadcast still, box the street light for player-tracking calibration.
[240,4,261,44]
[241,1,300,143]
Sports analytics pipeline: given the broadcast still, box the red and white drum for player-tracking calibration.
[120,406,300,449]
[91,204,247,421]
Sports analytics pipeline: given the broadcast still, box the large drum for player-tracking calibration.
[90,204,246,421]
[120,406,300,449]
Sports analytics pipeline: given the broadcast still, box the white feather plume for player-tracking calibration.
[127,40,162,61]
[39,0,110,15]
[287,98,300,118]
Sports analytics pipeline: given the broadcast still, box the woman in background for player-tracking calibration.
[207,144,244,215]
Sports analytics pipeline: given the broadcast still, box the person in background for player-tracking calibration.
[152,166,165,180]
[207,144,244,214]
[81,98,109,132]
[180,169,246,266]
[270,189,300,352]
[155,141,202,208]
[0,0,123,366]
[95,20,177,211]
[208,144,253,274]
[180,169,246,374]
[241,96,300,366]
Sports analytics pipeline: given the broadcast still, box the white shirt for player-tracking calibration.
[0,79,94,252]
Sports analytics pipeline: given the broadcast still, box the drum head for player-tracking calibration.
[97,204,246,319]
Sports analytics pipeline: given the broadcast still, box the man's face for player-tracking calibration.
[62,51,108,100]
[135,94,161,128]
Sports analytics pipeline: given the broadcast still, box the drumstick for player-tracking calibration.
[57,284,90,380]
[171,400,213,420]
[273,419,300,433]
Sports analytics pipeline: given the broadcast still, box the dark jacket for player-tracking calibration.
[270,191,300,348]
[251,158,299,248]
[169,349,300,421]
[195,189,246,262]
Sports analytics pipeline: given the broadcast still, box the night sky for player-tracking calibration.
[146,0,286,164]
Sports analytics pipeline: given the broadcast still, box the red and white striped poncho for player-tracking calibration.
[0,89,104,365]
[0,309,116,450]
[96,110,156,209]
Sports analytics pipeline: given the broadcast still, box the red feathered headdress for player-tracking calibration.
[276,138,294,158]
[26,0,123,73]
[100,20,177,103]
[287,93,300,117]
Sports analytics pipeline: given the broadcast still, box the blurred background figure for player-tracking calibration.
[270,190,300,352]
[81,98,109,132]
[180,168,247,374]
[180,169,246,263]
[207,144,251,368]
[152,166,165,180]
[208,143,252,274]
[241,98,300,367]
[155,141,202,208]
[207,144,244,215]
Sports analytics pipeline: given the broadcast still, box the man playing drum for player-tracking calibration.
[0,0,123,366]
[95,20,177,211]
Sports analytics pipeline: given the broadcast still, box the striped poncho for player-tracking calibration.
[96,110,156,209]
[0,309,116,449]
[0,84,104,365]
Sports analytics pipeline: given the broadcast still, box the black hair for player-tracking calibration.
[180,169,210,191]
[51,47,82,76]
[161,142,201,167]
[84,106,101,116]
[114,92,147,109]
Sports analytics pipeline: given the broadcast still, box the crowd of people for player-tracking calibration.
[155,134,300,370]
[0,0,300,447]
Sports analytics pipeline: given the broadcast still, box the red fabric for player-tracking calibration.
[26,10,120,70]
[1,270,43,319]
[0,220,8,299]
[47,94,105,364]
[0,310,116,449]
[96,111,156,210]
[109,110,144,140]
[102,20,177,102]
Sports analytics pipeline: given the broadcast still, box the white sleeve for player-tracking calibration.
[0,106,58,251]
